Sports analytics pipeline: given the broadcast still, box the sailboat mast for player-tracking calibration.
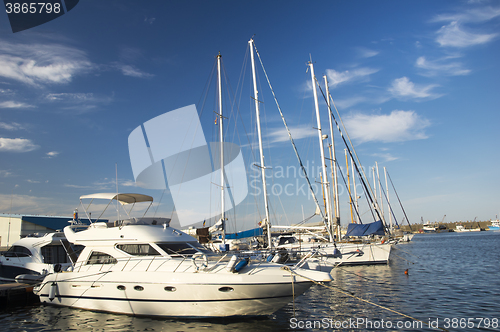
[376,161,384,220]
[351,156,358,223]
[249,39,272,249]
[309,61,333,242]
[217,53,225,243]
[346,149,354,223]
[323,75,340,238]
[384,166,393,231]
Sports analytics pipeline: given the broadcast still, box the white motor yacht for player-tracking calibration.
[0,232,76,283]
[34,193,332,317]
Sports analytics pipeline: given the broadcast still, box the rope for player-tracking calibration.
[283,266,449,332]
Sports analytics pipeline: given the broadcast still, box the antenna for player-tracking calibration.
[116,163,119,222]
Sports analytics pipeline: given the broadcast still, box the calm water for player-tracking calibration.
[1,231,499,331]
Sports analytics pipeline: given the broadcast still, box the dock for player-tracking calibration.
[0,283,39,308]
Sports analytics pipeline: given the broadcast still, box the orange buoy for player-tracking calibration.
[404,269,409,275]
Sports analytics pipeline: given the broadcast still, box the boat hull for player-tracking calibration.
[278,242,392,270]
[35,270,314,317]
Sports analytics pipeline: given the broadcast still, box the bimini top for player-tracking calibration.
[80,193,154,205]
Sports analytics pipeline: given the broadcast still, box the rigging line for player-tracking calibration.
[326,88,377,208]
[197,58,217,117]
[375,168,400,227]
[282,266,449,332]
[295,213,316,226]
[314,78,385,228]
[253,42,327,229]
[335,157,365,224]
[387,170,413,231]
[153,189,166,217]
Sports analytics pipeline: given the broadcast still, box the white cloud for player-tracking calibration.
[370,152,399,162]
[0,169,12,177]
[343,110,430,144]
[432,6,500,23]
[436,21,497,47]
[0,193,70,215]
[0,100,34,108]
[114,63,154,78]
[325,67,379,87]
[144,17,156,25]
[266,124,316,144]
[0,121,24,130]
[0,40,93,86]
[46,151,59,158]
[0,138,39,152]
[416,56,471,76]
[44,92,113,114]
[388,77,441,100]
[45,92,95,101]
[356,47,379,58]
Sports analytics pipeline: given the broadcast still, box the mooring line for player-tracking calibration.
[285,266,449,332]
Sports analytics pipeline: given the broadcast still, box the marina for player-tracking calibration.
[1,231,499,331]
[0,1,499,331]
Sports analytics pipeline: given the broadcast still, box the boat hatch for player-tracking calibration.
[116,244,161,256]
[156,242,211,257]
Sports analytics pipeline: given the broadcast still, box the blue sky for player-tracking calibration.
[0,0,499,231]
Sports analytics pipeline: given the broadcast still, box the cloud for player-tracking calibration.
[436,21,497,47]
[0,193,70,215]
[0,138,39,152]
[0,169,12,177]
[0,40,93,86]
[356,47,380,58]
[370,152,399,162]
[0,121,24,130]
[45,92,96,102]
[144,17,156,25]
[46,151,59,158]
[326,67,379,87]
[113,63,154,78]
[44,92,113,114]
[0,101,34,108]
[266,124,316,144]
[416,56,471,76]
[388,77,441,100]
[431,6,500,24]
[343,110,430,144]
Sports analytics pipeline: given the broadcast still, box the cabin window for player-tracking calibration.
[116,244,160,256]
[278,237,296,246]
[4,245,31,257]
[156,242,210,257]
[41,245,69,264]
[87,251,117,265]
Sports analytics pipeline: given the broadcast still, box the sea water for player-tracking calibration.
[1,231,499,331]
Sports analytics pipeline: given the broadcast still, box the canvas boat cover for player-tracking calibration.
[345,220,385,237]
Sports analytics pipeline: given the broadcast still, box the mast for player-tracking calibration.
[346,149,354,223]
[375,161,384,221]
[324,75,340,238]
[351,156,359,223]
[249,39,272,248]
[309,61,333,242]
[384,166,393,231]
[217,53,226,243]
[372,166,378,219]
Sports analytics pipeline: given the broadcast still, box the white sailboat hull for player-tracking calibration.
[279,242,392,270]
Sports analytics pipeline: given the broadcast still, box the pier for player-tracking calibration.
[0,283,39,308]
